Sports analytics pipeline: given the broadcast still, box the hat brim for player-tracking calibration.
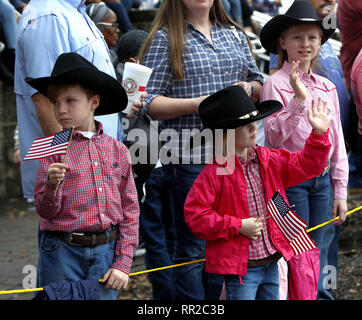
[208,99,282,130]
[25,66,127,116]
[186,99,283,150]
[260,16,335,54]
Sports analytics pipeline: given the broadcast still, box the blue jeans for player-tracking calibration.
[208,261,280,300]
[355,135,362,175]
[140,167,176,300]
[348,139,362,188]
[286,173,335,300]
[107,1,134,33]
[0,0,17,49]
[162,163,206,300]
[38,229,118,300]
[222,0,243,25]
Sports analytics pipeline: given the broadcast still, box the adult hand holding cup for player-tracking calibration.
[122,62,152,116]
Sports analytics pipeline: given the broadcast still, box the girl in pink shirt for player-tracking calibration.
[259,1,348,299]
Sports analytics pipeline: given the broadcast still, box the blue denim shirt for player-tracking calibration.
[14,0,123,198]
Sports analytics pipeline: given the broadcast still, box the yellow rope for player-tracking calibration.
[0,206,361,296]
[129,258,206,277]
[307,205,362,233]
[0,287,44,295]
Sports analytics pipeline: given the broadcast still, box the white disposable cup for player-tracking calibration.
[122,62,153,115]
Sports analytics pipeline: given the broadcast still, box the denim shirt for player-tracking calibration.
[14,0,123,198]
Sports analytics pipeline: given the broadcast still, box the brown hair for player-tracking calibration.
[47,81,96,103]
[138,0,252,80]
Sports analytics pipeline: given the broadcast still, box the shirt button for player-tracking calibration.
[224,71,229,75]
[94,162,98,166]
[99,187,102,192]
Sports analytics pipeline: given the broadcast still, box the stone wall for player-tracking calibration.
[129,9,158,32]
[0,82,21,199]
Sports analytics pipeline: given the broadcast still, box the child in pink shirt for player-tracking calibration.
[259,1,348,299]
[184,85,332,300]
[351,48,362,177]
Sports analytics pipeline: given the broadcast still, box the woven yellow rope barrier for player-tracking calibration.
[0,205,361,295]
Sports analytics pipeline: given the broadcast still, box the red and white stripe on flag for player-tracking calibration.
[23,127,72,161]
[267,191,316,255]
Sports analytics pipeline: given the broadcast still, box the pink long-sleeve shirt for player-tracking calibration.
[351,48,362,135]
[260,61,348,200]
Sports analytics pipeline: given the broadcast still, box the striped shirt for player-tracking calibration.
[143,22,264,163]
[240,148,277,260]
[34,121,139,274]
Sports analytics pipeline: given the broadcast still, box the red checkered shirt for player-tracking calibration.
[34,121,139,274]
[239,148,277,260]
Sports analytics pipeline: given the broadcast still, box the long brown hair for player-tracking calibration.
[138,0,251,80]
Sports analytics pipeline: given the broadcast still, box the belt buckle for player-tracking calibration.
[68,232,85,246]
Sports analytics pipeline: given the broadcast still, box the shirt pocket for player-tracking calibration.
[102,158,126,188]
[183,45,214,79]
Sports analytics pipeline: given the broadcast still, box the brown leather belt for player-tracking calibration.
[247,252,282,267]
[45,227,118,247]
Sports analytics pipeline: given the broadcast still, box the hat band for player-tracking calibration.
[299,18,318,22]
[238,110,259,120]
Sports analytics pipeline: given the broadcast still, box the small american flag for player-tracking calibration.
[267,191,316,255]
[23,127,73,161]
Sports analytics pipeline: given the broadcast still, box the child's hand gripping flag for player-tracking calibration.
[267,191,316,255]
[23,127,73,161]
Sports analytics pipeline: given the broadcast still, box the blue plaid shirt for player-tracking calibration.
[143,22,264,163]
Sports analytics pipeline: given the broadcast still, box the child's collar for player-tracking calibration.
[73,120,103,139]
[281,60,318,83]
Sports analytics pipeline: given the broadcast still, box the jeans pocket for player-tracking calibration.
[108,239,116,251]
[40,233,62,252]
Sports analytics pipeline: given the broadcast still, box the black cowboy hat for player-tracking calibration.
[260,0,336,54]
[25,52,127,116]
[200,85,282,130]
[187,85,282,149]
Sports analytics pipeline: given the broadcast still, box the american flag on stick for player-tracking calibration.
[23,127,73,161]
[267,191,316,255]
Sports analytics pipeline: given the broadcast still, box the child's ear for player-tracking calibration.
[91,94,100,111]
[279,37,286,50]
[126,57,138,63]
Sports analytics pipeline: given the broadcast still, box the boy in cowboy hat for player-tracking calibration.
[184,85,332,300]
[27,52,140,300]
[259,0,348,299]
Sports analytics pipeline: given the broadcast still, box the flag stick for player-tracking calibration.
[53,126,75,196]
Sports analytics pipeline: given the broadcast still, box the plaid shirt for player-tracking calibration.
[240,148,277,260]
[143,22,264,163]
[34,121,139,274]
